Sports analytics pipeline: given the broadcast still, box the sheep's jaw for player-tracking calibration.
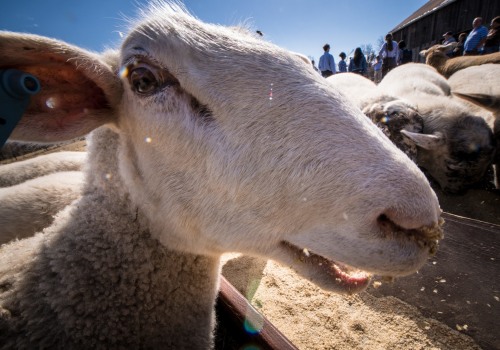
[279,241,371,294]
[279,218,444,294]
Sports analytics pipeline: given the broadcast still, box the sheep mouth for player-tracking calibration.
[279,241,371,294]
[279,218,444,294]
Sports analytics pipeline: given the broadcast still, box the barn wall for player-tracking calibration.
[392,0,499,62]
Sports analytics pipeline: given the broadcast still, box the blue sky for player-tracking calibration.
[1,0,428,62]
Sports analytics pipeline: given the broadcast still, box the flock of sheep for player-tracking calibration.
[328,57,499,194]
[0,1,498,348]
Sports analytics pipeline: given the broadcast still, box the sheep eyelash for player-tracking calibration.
[121,56,180,96]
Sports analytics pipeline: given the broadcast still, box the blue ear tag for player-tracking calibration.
[0,69,41,148]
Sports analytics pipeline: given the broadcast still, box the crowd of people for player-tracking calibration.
[315,32,413,82]
[313,15,499,83]
[444,16,500,57]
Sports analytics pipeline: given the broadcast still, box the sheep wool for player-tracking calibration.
[0,129,220,349]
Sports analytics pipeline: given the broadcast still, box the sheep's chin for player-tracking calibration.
[279,241,371,294]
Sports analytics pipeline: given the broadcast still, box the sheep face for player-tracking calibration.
[419,43,455,66]
[403,115,495,193]
[325,73,424,162]
[362,98,424,163]
[421,44,500,78]
[0,3,442,293]
[378,63,496,193]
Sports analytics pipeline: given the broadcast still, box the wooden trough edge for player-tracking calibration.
[442,211,500,231]
[217,276,298,350]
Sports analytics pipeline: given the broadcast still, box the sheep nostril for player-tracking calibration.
[377,214,398,238]
[377,213,445,255]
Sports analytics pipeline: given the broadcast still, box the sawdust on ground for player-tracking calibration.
[222,254,481,350]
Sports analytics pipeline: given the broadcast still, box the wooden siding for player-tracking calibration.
[391,0,500,62]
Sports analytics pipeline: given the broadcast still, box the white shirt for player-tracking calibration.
[378,41,399,60]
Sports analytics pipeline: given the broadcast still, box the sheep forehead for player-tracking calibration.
[385,99,416,114]
[114,3,410,168]
[424,44,448,55]
[449,118,493,148]
[121,4,316,118]
[124,1,264,57]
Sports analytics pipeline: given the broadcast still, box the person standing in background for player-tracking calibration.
[372,55,382,84]
[463,17,488,55]
[397,40,412,65]
[348,47,367,75]
[452,33,467,57]
[442,31,456,57]
[378,33,399,78]
[442,31,456,45]
[338,52,347,73]
[318,44,336,77]
[483,16,500,54]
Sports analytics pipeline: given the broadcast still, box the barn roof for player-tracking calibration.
[391,0,457,32]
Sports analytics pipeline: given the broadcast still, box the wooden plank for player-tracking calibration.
[215,276,298,350]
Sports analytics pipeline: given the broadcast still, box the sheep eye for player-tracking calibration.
[129,67,159,94]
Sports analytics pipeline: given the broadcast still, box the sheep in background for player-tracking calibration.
[327,73,423,162]
[0,151,86,187]
[420,43,500,78]
[448,64,500,113]
[0,2,443,348]
[0,171,83,245]
[0,152,85,245]
[326,72,377,105]
[379,63,496,194]
[449,64,500,188]
[0,142,48,161]
[377,63,450,97]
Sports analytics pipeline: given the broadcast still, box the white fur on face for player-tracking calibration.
[111,4,441,280]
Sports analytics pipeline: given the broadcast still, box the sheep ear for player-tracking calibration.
[439,43,456,52]
[401,130,445,150]
[419,49,428,57]
[362,103,386,123]
[0,31,122,143]
[453,92,500,113]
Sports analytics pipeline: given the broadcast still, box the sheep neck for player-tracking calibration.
[0,127,221,348]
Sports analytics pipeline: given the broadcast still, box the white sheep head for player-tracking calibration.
[0,2,443,293]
